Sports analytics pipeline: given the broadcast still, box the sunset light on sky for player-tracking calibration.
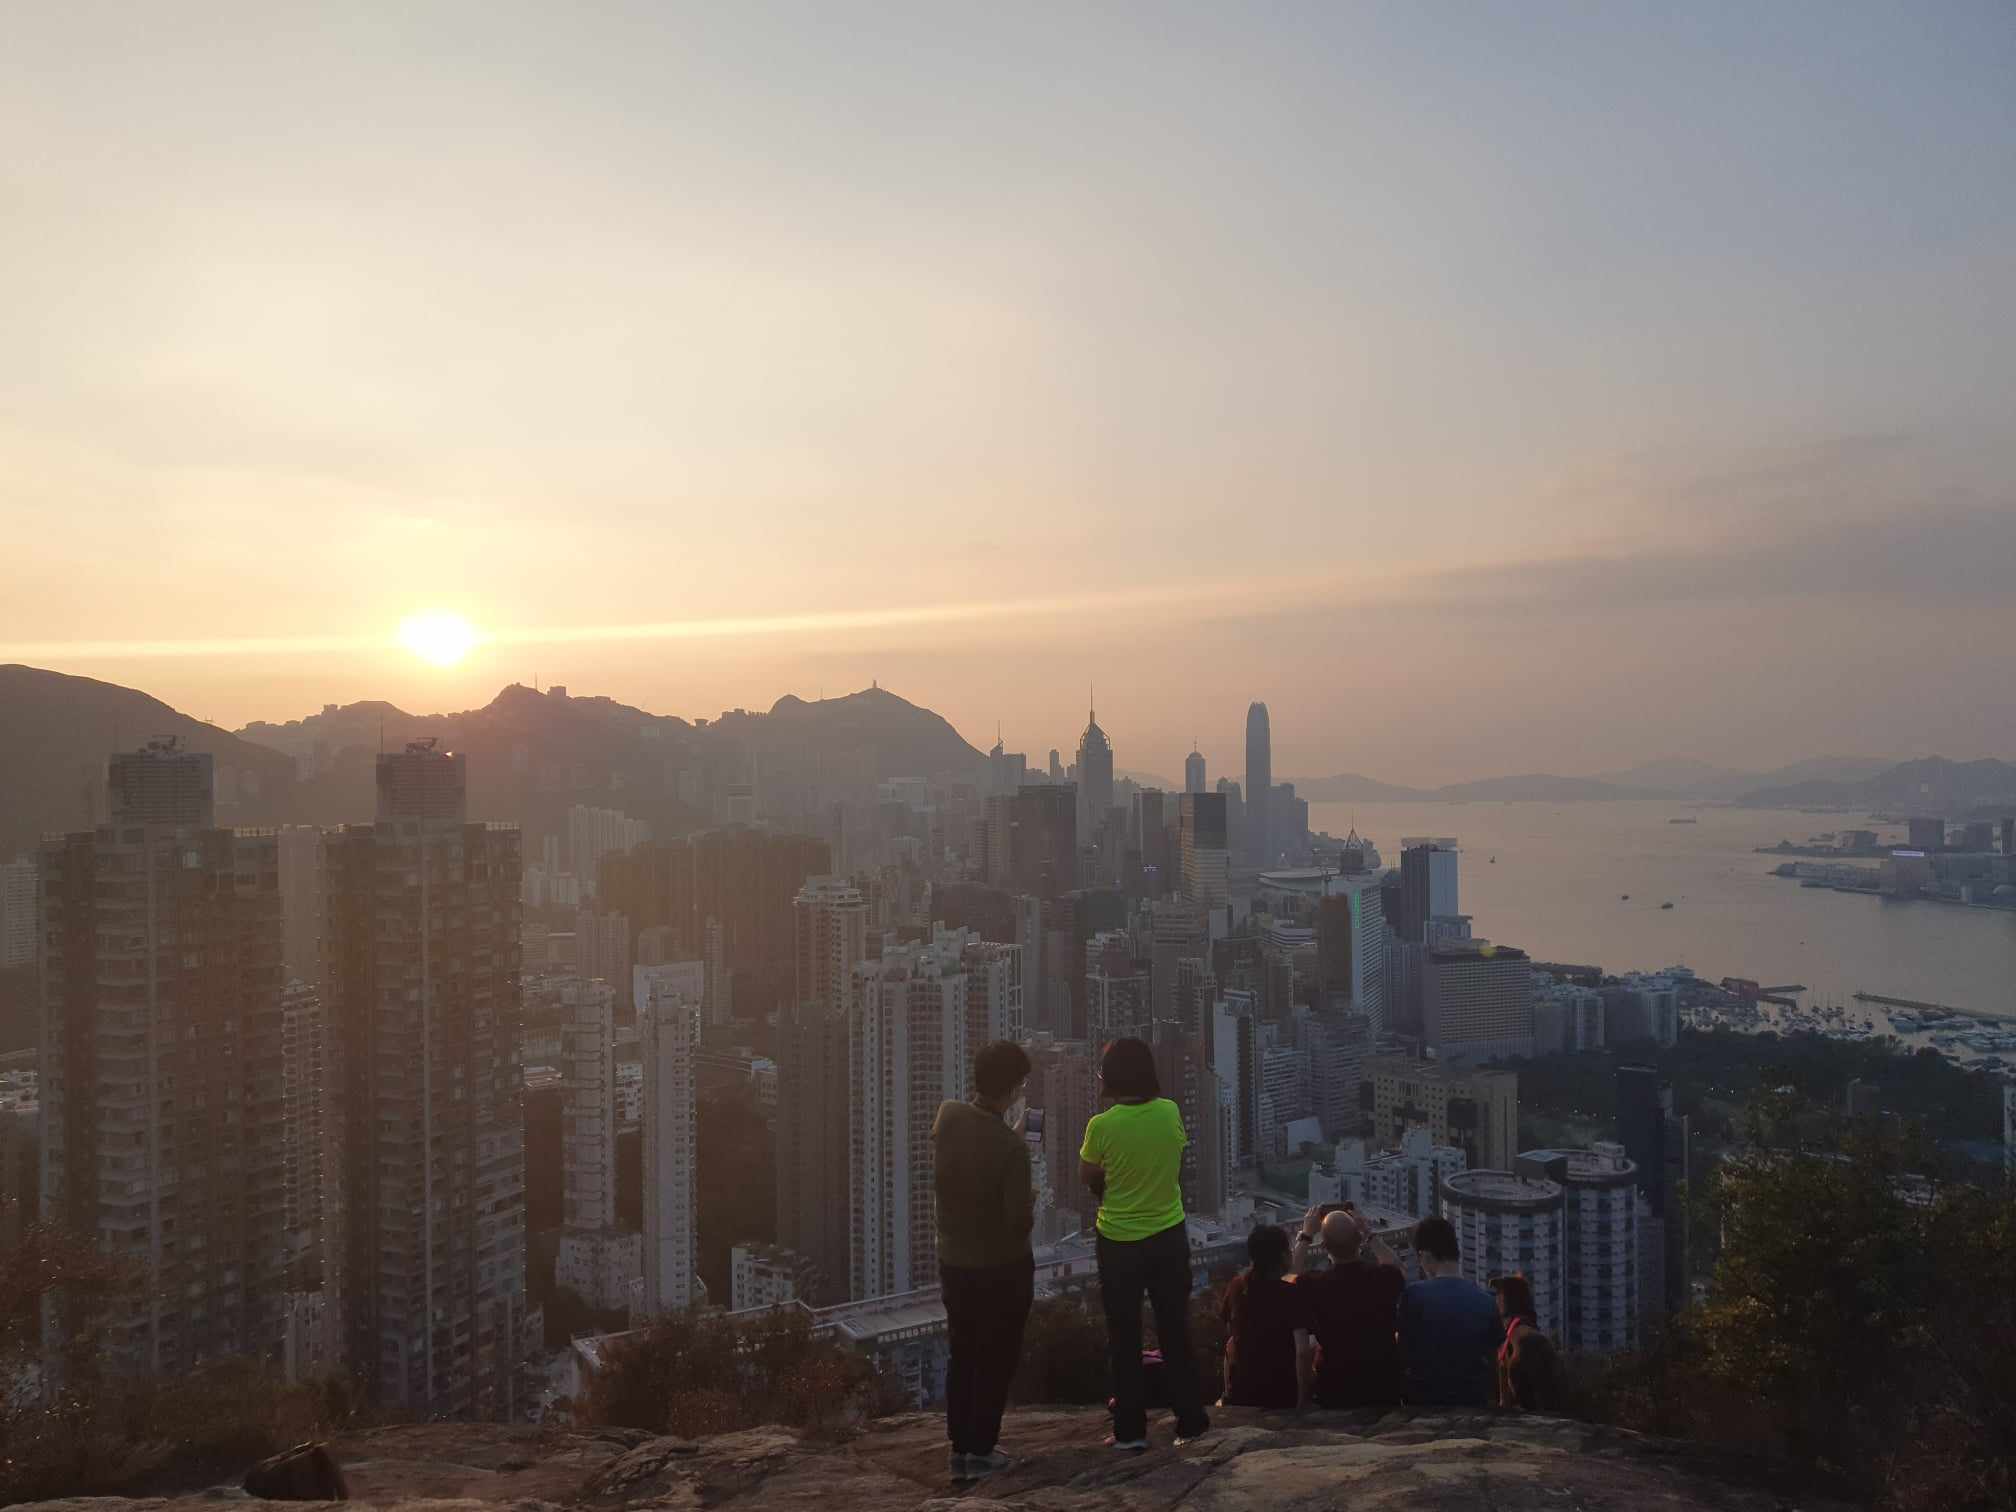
[3,2,2012,783]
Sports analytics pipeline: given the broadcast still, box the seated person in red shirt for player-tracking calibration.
[1217,1224,1309,1410]
[1294,1207,1406,1409]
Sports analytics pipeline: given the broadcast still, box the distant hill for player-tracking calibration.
[1436,773,1635,802]
[239,682,985,835]
[1292,772,1431,802]
[1296,755,1909,804]
[0,665,988,861]
[1737,756,2016,814]
[1589,758,1754,796]
[1294,772,1631,803]
[0,664,297,856]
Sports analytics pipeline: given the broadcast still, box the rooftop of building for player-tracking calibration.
[1519,1144,1638,1184]
[1443,1169,1564,1207]
[1428,944,1530,964]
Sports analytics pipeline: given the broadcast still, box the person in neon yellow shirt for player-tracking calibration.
[1078,1037,1209,1450]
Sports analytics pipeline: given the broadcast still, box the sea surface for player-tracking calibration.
[1308,800,2016,1021]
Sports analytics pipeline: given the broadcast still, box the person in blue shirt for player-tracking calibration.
[1397,1216,1501,1406]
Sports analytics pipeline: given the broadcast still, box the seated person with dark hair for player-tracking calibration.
[1217,1224,1309,1410]
[1398,1217,1501,1407]
[1294,1207,1405,1408]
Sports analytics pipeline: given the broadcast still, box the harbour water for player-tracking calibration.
[1309,799,2016,1022]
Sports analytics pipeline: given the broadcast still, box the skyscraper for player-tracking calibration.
[776,878,865,1305]
[39,743,293,1377]
[640,973,701,1313]
[849,938,970,1299]
[324,742,528,1418]
[1397,838,1460,943]
[1076,703,1114,842]
[1009,783,1077,901]
[0,855,36,970]
[1178,791,1230,908]
[1244,703,1271,867]
[1184,746,1207,795]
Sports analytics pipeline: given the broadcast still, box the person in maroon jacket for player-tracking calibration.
[1217,1224,1310,1409]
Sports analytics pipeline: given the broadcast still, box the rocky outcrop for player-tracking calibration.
[8,1406,1848,1512]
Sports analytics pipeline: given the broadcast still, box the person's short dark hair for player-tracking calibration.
[1246,1223,1290,1280]
[1490,1273,1538,1325]
[1099,1037,1160,1100]
[1414,1215,1461,1263]
[973,1039,1032,1100]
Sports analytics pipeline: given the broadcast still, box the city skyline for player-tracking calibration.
[4,5,2014,783]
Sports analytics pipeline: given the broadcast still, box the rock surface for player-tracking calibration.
[10,1406,1850,1512]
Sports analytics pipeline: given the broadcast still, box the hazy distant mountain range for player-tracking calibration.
[3,662,2007,858]
[0,665,981,855]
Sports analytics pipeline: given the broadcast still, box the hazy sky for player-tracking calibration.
[3,2,2012,785]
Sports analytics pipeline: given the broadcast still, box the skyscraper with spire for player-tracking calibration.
[1184,745,1206,794]
[1076,695,1114,840]
[1245,702,1272,867]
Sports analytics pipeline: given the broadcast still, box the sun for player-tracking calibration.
[397,611,481,667]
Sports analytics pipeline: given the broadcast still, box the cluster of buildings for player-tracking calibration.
[1,695,1709,1423]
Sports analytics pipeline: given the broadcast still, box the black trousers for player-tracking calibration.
[940,1254,1036,1455]
[1097,1222,1208,1442]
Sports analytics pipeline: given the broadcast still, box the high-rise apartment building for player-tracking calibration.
[1210,991,1259,1168]
[793,876,868,1009]
[1518,1145,1639,1355]
[1184,747,1206,795]
[1244,703,1271,867]
[568,805,650,900]
[1257,1044,1309,1158]
[1440,1168,1566,1338]
[776,877,866,1304]
[279,979,337,1379]
[277,825,323,988]
[849,938,972,1299]
[640,973,701,1313]
[1366,1055,1519,1171]
[1152,1030,1225,1218]
[575,909,632,1007]
[949,927,1023,1047]
[1086,929,1148,1043]
[0,855,36,969]
[324,742,528,1418]
[1298,1009,1370,1139]
[552,977,638,1312]
[1423,945,1536,1061]
[107,739,215,824]
[1028,1037,1098,1231]
[39,743,293,1377]
[1178,791,1230,908]
[597,827,830,1015]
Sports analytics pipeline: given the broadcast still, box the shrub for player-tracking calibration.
[580,1308,871,1438]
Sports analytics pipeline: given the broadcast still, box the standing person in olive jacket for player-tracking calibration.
[932,1040,1037,1481]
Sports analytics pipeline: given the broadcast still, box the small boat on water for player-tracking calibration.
[1620,893,1631,901]
[1668,817,1698,824]
[1660,901,1675,910]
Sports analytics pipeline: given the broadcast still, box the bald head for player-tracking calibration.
[1320,1208,1364,1262]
